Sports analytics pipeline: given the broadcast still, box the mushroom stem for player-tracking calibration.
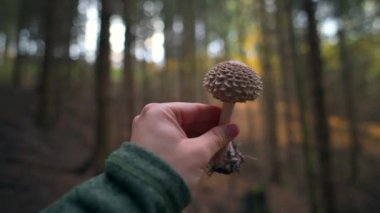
[208,101,239,174]
[219,102,235,124]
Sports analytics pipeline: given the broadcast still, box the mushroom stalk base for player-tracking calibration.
[208,102,245,175]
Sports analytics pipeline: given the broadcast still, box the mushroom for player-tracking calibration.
[203,60,263,174]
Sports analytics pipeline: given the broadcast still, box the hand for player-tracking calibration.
[130,102,239,190]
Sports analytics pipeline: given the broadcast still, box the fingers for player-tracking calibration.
[163,102,221,126]
[183,121,219,138]
[188,124,239,160]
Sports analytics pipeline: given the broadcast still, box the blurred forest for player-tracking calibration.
[0,0,379,212]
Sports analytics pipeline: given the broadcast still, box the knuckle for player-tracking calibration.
[132,115,141,125]
[141,103,159,115]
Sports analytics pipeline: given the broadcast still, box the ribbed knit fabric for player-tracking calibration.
[42,143,191,213]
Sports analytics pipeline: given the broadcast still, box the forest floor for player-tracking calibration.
[1,84,380,213]
[0,85,95,213]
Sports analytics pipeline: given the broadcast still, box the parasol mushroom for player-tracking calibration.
[203,60,263,174]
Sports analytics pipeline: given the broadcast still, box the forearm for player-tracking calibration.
[42,143,191,213]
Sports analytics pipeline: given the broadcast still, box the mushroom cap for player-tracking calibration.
[203,60,263,103]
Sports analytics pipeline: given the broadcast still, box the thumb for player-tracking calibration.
[191,124,239,157]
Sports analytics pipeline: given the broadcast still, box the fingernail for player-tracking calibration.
[224,124,239,139]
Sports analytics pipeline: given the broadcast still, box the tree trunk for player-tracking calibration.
[194,0,207,102]
[258,0,281,183]
[123,0,135,139]
[12,0,27,87]
[37,0,59,128]
[246,103,256,146]
[94,0,112,171]
[275,0,296,171]
[285,0,318,212]
[141,59,151,105]
[221,32,230,60]
[2,33,10,65]
[179,0,196,101]
[55,0,79,124]
[304,0,336,212]
[162,0,176,101]
[339,30,361,184]
[336,2,361,184]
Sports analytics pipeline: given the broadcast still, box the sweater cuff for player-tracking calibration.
[105,143,191,212]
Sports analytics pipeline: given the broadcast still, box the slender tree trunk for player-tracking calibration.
[94,0,112,171]
[275,0,296,170]
[162,0,176,101]
[259,0,281,183]
[0,36,3,64]
[339,28,360,183]
[123,0,135,139]
[196,0,209,102]
[65,0,80,91]
[141,59,151,105]
[55,0,79,123]
[12,0,27,87]
[336,3,361,184]
[285,0,318,212]
[163,0,175,63]
[246,104,256,146]
[304,0,336,212]
[2,33,10,64]
[37,0,59,128]
[222,33,230,60]
[179,0,196,101]
[236,25,256,145]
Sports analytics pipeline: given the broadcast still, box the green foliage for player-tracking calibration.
[111,67,123,81]
[0,60,12,83]
[0,0,19,32]
[322,28,380,121]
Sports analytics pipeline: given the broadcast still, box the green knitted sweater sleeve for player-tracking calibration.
[41,143,191,213]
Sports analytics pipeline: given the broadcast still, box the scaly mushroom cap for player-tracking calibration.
[203,60,263,103]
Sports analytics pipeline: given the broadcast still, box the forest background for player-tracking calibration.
[0,0,379,212]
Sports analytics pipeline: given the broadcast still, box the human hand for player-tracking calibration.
[130,102,239,190]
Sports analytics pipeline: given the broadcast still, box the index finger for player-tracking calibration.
[163,102,221,126]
